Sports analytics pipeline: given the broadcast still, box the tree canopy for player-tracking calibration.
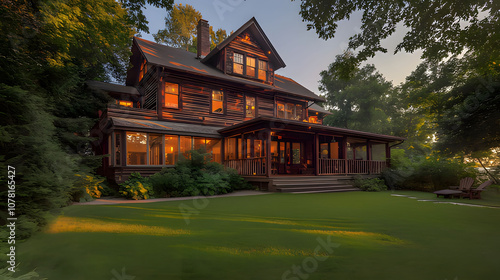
[296,0,499,71]
[153,3,229,53]
[320,52,392,134]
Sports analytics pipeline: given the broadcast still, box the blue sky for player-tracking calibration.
[141,0,424,96]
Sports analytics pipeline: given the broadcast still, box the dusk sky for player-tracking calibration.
[141,0,424,96]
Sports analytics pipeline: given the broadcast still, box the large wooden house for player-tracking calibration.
[91,18,404,189]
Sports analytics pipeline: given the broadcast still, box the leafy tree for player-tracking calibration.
[0,0,172,242]
[153,3,202,51]
[121,0,174,33]
[154,3,229,53]
[320,52,392,134]
[295,0,499,72]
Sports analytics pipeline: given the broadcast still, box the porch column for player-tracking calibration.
[385,143,391,168]
[314,133,319,176]
[367,140,372,174]
[221,137,225,165]
[342,138,348,174]
[266,129,272,177]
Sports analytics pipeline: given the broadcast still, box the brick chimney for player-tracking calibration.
[197,19,210,58]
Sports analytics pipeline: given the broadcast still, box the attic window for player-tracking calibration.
[246,57,256,77]
[258,60,268,81]
[233,53,244,75]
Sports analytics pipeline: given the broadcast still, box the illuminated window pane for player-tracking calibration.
[126,132,147,165]
[165,135,178,165]
[206,138,221,163]
[234,53,244,74]
[149,134,162,165]
[286,103,294,120]
[246,57,255,77]
[194,137,206,151]
[292,142,301,164]
[295,104,303,121]
[277,102,285,119]
[254,140,262,158]
[246,96,256,118]
[164,82,179,108]
[180,136,192,159]
[258,60,267,81]
[247,139,252,158]
[225,138,236,160]
[237,138,242,159]
[212,90,224,113]
[118,100,133,108]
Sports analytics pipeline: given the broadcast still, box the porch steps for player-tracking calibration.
[272,176,359,193]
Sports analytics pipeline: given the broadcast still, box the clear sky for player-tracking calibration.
[140,0,424,96]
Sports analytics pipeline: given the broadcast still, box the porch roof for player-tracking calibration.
[218,117,405,142]
[109,117,222,138]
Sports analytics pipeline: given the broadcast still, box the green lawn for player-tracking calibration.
[17,190,500,280]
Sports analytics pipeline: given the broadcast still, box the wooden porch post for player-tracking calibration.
[367,140,372,174]
[314,133,320,176]
[385,143,391,168]
[342,138,348,174]
[266,129,272,177]
[221,137,225,165]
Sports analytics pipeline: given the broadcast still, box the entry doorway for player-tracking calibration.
[271,140,307,174]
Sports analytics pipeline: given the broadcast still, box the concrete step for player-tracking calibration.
[274,182,352,187]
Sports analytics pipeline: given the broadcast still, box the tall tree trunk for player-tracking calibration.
[476,158,499,184]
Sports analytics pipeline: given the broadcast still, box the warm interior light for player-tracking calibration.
[170,147,173,152]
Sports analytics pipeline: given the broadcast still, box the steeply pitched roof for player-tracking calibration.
[134,37,324,102]
[201,17,286,70]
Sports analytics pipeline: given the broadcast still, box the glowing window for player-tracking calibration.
[308,116,318,123]
[149,134,162,165]
[212,90,224,114]
[258,60,267,81]
[246,96,256,118]
[277,102,285,118]
[246,57,256,77]
[126,132,147,165]
[234,53,244,75]
[165,135,178,165]
[164,82,179,108]
[117,100,133,108]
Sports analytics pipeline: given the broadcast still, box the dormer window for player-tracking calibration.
[232,52,268,82]
[233,53,244,75]
[258,60,268,80]
[246,57,256,77]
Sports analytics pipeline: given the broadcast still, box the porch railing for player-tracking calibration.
[319,159,387,175]
[224,158,266,176]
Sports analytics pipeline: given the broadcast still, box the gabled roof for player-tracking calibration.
[134,37,325,102]
[201,17,286,70]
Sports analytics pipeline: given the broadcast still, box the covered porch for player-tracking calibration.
[219,117,404,177]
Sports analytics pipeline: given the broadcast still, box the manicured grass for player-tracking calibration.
[17,191,500,280]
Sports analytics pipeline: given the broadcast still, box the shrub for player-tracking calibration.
[381,150,479,192]
[150,149,251,197]
[354,176,388,192]
[119,173,154,200]
[69,173,105,202]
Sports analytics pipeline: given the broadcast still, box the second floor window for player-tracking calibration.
[234,53,244,75]
[212,90,224,114]
[246,57,256,77]
[258,60,267,81]
[164,82,179,108]
[277,102,304,121]
[246,96,256,118]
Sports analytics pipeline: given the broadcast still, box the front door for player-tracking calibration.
[271,140,303,174]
